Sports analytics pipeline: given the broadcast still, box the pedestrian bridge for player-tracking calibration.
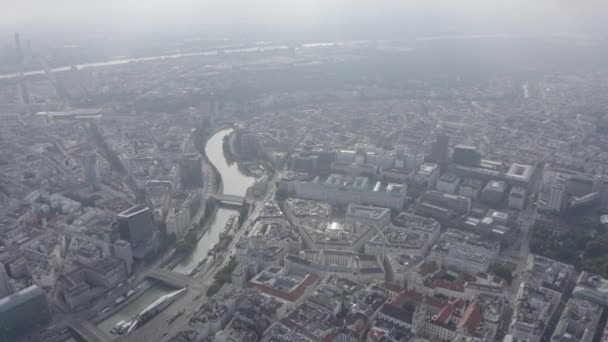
[210,193,245,206]
[146,268,193,288]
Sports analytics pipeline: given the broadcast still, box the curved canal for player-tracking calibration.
[172,127,255,274]
[205,127,256,197]
[98,127,255,337]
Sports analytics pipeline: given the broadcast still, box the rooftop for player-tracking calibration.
[432,229,499,256]
[117,204,150,218]
[393,212,441,232]
[484,180,507,192]
[506,163,535,183]
[309,275,362,311]
[346,204,391,222]
[573,272,608,304]
[250,219,300,243]
[284,198,331,218]
[439,172,460,183]
[250,266,318,302]
[511,282,560,335]
[298,220,375,248]
[368,227,429,251]
[418,163,439,176]
[386,254,425,272]
[0,285,45,312]
[285,301,335,338]
[325,173,368,191]
[461,177,484,189]
[552,297,601,342]
[288,249,385,276]
[524,254,575,291]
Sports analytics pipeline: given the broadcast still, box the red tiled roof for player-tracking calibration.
[451,298,466,309]
[426,296,449,310]
[435,303,454,324]
[391,288,450,311]
[457,299,482,335]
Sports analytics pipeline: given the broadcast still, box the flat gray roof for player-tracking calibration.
[0,285,44,312]
[118,205,150,218]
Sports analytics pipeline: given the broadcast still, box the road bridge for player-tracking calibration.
[210,193,245,206]
[146,268,193,288]
[68,319,111,342]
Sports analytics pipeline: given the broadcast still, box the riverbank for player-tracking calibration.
[169,126,257,274]
[223,129,266,179]
[206,127,256,197]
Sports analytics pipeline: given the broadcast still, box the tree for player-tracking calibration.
[176,230,198,254]
[585,240,607,259]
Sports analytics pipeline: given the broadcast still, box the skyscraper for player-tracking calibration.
[548,182,566,212]
[0,262,13,299]
[452,145,481,168]
[14,32,30,105]
[14,33,23,63]
[0,285,50,338]
[112,240,134,274]
[116,205,157,259]
[80,152,99,187]
[430,133,449,164]
[179,153,203,187]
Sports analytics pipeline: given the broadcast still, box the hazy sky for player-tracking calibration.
[2,0,608,40]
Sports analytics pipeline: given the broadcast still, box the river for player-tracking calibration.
[1,36,515,80]
[172,127,255,274]
[97,128,254,334]
[0,45,290,80]
[205,128,256,197]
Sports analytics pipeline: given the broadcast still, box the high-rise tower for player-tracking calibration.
[80,152,99,187]
[0,262,13,299]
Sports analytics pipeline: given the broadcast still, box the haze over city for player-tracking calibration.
[3,1,608,38]
[1,2,608,342]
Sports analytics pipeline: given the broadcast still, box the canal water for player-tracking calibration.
[0,45,290,80]
[173,128,254,273]
[97,128,255,334]
[205,128,256,197]
[172,207,237,274]
[0,40,376,80]
[96,284,173,336]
